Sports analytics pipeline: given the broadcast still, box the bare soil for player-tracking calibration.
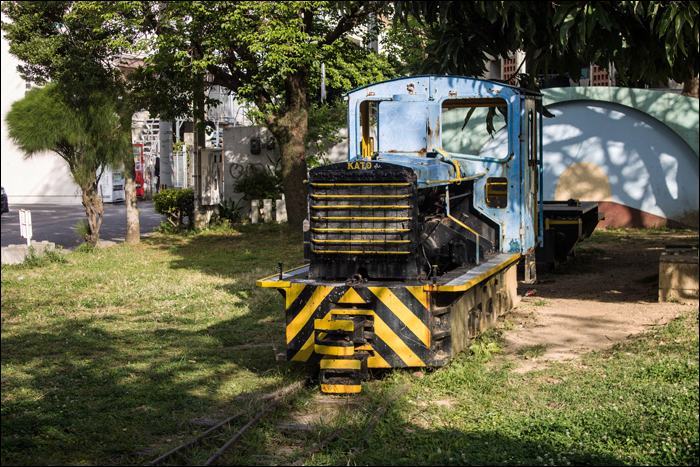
[503,231,699,373]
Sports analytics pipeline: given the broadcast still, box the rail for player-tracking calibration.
[145,380,410,466]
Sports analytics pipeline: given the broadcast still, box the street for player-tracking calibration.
[1,200,166,250]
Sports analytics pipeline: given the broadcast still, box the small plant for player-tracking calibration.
[469,341,502,360]
[71,219,94,244]
[503,319,515,330]
[74,242,96,253]
[517,343,547,359]
[153,188,194,230]
[233,159,282,202]
[532,298,549,307]
[22,245,67,267]
[154,220,178,234]
[217,197,246,224]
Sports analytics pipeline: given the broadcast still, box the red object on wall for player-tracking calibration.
[133,144,144,198]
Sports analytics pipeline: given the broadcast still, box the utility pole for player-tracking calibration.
[193,71,207,230]
[321,62,326,102]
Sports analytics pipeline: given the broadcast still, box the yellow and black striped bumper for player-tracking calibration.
[256,253,520,393]
[280,284,431,369]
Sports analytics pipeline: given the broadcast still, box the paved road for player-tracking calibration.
[1,201,166,250]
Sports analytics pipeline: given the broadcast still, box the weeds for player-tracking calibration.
[71,219,91,243]
[517,343,548,359]
[74,242,96,253]
[20,245,67,268]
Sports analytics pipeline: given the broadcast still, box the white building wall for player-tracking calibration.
[1,18,81,205]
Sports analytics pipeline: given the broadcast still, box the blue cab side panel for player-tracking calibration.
[344,75,542,256]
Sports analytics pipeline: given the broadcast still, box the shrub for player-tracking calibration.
[74,242,96,253]
[216,198,246,224]
[233,163,282,202]
[153,188,194,230]
[22,245,67,267]
[71,219,93,244]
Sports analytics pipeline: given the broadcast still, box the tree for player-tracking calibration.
[382,14,432,77]
[397,1,699,97]
[1,1,143,244]
[113,1,390,229]
[5,84,130,246]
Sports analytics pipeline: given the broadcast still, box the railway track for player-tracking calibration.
[146,379,409,466]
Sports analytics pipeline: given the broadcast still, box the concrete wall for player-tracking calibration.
[542,100,698,228]
[542,87,699,157]
[222,126,279,214]
[441,88,699,229]
[222,126,348,214]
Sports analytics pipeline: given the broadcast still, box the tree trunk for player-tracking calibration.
[81,182,104,247]
[269,70,309,229]
[682,75,699,99]
[124,153,140,244]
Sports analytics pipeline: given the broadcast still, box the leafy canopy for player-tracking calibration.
[397,1,700,87]
[5,83,128,188]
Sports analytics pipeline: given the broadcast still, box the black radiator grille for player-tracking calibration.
[309,182,415,256]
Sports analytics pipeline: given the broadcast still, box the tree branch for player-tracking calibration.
[321,2,378,47]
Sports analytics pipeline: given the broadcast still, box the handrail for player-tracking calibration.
[419,172,486,185]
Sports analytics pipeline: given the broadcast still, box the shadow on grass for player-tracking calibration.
[147,223,304,282]
[1,317,317,465]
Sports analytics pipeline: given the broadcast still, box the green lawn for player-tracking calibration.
[1,225,698,465]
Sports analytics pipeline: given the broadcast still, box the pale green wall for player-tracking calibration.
[542,87,699,157]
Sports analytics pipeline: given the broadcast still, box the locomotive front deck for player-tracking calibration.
[257,253,519,393]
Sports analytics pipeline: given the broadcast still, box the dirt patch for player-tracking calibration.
[502,232,699,373]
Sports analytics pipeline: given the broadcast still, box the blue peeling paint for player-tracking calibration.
[345,75,543,256]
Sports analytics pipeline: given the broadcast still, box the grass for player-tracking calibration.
[581,227,698,245]
[2,225,698,466]
[20,246,68,268]
[517,344,548,359]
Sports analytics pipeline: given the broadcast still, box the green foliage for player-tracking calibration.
[233,164,283,202]
[153,188,194,230]
[21,246,68,268]
[153,220,179,235]
[382,14,432,76]
[398,1,700,88]
[2,1,147,244]
[74,242,96,254]
[307,39,399,106]
[216,198,246,224]
[306,100,348,168]
[517,343,548,359]
[71,219,92,244]
[103,1,393,227]
[469,340,502,360]
[4,84,127,189]
[4,82,129,246]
